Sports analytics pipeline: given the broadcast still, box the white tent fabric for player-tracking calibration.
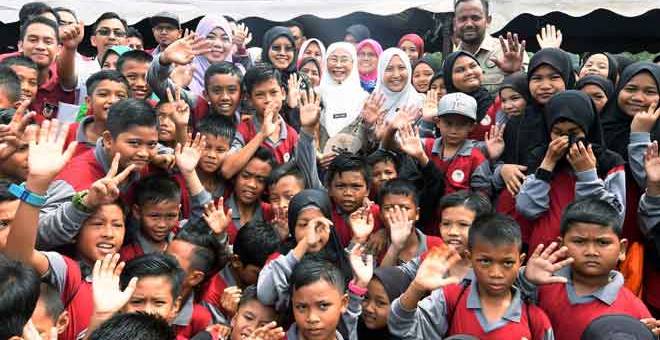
[3,0,659,31]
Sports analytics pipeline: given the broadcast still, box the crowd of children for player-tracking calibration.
[4,0,660,339]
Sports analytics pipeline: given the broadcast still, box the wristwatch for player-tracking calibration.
[72,190,93,213]
[9,183,47,207]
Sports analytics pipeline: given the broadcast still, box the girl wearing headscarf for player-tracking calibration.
[356,39,383,93]
[398,33,425,64]
[297,57,321,88]
[262,26,297,84]
[497,71,530,125]
[578,52,619,85]
[411,55,442,94]
[345,24,371,45]
[442,51,500,141]
[189,14,251,95]
[516,90,625,253]
[429,71,447,101]
[374,48,424,122]
[357,266,411,338]
[296,38,326,67]
[319,42,369,137]
[576,74,614,114]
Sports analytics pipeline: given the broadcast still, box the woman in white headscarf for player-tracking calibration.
[297,38,326,67]
[319,42,369,137]
[374,47,424,122]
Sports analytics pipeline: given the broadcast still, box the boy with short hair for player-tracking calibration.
[30,283,70,337]
[1,56,39,105]
[390,213,554,339]
[366,149,399,197]
[116,50,154,101]
[0,253,41,340]
[196,114,235,201]
[89,313,175,340]
[228,286,279,340]
[0,64,22,111]
[522,198,658,340]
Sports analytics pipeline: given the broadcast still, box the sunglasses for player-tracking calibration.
[96,28,127,37]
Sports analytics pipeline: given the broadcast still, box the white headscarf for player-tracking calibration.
[319,42,368,137]
[374,47,424,121]
[297,38,326,67]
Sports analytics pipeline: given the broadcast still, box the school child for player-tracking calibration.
[497,72,529,125]
[116,50,154,101]
[29,283,70,337]
[196,114,235,201]
[1,56,39,105]
[357,266,411,338]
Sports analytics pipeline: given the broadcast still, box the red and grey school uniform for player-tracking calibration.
[224,194,272,244]
[173,293,213,340]
[63,115,98,157]
[518,267,650,340]
[422,137,492,195]
[330,203,382,248]
[201,264,239,324]
[232,115,298,164]
[637,190,660,315]
[389,272,554,340]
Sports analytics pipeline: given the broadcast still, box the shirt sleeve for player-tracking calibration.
[398,257,421,281]
[41,251,69,293]
[628,132,651,189]
[256,250,299,312]
[639,193,660,237]
[147,57,197,110]
[229,131,246,153]
[342,292,364,340]
[470,156,493,195]
[388,289,449,340]
[295,130,323,189]
[575,168,626,218]
[181,190,213,230]
[516,174,551,220]
[36,180,92,250]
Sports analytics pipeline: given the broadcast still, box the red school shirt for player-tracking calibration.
[31,68,76,124]
[235,115,298,164]
[423,138,488,194]
[468,96,500,141]
[173,295,213,340]
[330,203,382,247]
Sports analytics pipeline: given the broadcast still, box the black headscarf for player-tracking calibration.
[580,52,619,84]
[498,71,530,102]
[581,314,655,340]
[413,54,443,74]
[527,90,624,175]
[601,62,660,160]
[442,51,494,121]
[527,48,575,90]
[614,54,635,79]
[373,266,411,302]
[345,24,371,43]
[261,26,297,75]
[576,74,615,102]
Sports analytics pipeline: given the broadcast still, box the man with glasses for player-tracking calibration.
[78,12,128,83]
[149,12,181,56]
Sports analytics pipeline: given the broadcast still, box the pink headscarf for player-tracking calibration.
[355,39,383,82]
[190,15,234,95]
[398,34,425,56]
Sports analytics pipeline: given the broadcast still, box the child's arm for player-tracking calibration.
[568,142,626,218]
[56,22,84,90]
[418,89,438,139]
[469,148,493,196]
[166,87,192,146]
[638,142,660,237]
[297,90,323,189]
[517,243,574,302]
[4,121,77,276]
[381,206,414,267]
[175,133,213,228]
[343,246,373,340]
[388,246,460,340]
[628,102,660,188]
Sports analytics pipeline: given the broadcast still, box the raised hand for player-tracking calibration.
[299,89,321,128]
[166,86,191,127]
[501,164,527,196]
[231,22,253,48]
[271,205,289,241]
[567,141,597,173]
[490,32,526,74]
[27,119,76,183]
[318,151,337,170]
[412,245,461,291]
[83,153,136,210]
[220,286,242,317]
[203,198,232,235]
[92,254,137,316]
[160,32,212,65]
[631,101,660,133]
[287,73,302,108]
[349,245,374,288]
[536,24,563,49]
[349,204,374,244]
[59,21,85,49]
[205,324,232,340]
[151,153,176,171]
[260,103,279,139]
[304,217,333,252]
[0,99,36,161]
[640,318,660,336]
[422,89,439,122]
[175,133,206,174]
[484,124,506,161]
[386,205,414,251]
[398,122,426,162]
[645,141,660,196]
[247,322,286,340]
[524,242,574,285]
[361,92,386,125]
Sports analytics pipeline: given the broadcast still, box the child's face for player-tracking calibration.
[435,114,475,146]
[430,78,447,101]
[104,126,158,171]
[500,88,527,118]
[617,72,660,117]
[580,84,608,113]
[204,73,241,116]
[292,280,348,340]
[529,65,566,105]
[468,239,522,298]
[0,199,19,249]
[370,160,398,194]
[562,222,626,279]
[0,141,28,182]
[249,78,284,117]
[120,60,152,100]
[199,134,230,173]
[268,37,295,70]
[102,53,119,70]
[124,276,180,322]
[235,158,272,206]
[361,278,390,330]
[19,23,59,69]
[134,200,180,243]
[300,62,321,87]
[269,174,305,215]
[87,80,129,121]
[76,204,125,264]
[412,63,434,93]
[380,194,418,230]
[294,207,329,252]
[550,120,585,142]
[383,55,409,92]
[329,170,368,214]
[451,55,483,92]
[230,300,277,340]
[231,257,262,287]
[440,205,475,255]
[579,54,610,80]
[31,298,67,337]
[10,65,38,103]
[157,103,177,143]
[166,239,197,280]
[127,37,144,50]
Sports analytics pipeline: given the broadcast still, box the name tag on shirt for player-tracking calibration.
[333,112,347,119]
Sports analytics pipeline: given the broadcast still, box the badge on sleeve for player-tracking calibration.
[283,152,291,163]
[451,169,465,183]
[480,114,491,126]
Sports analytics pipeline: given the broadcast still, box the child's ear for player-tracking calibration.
[85,95,92,108]
[189,270,205,287]
[519,252,526,264]
[131,204,141,220]
[56,311,70,334]
[17,41,23,52]
[230,254,243,269]
[619,238,628,262]
[465,250,472,261]
[340,293,349,314]
[202,89,209,103]
[414,207,420,222]
[102,131,114,149]
[169,296,183,321]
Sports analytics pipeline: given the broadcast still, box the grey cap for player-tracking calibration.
[150,12,180,27]
[436,92,477,121]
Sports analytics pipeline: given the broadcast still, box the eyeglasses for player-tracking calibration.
[154,25,178,33]
[270,45,294,53]
[328,57,352,65]
[358,52,376,60]
[95,28,127,37]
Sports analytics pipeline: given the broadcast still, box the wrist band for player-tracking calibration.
[535,168,553,182]
[72,190,93,213]
[348,279,368,296]
[9,183,47,207]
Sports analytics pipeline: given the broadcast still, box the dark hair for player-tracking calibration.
[0,65,21,104]
[454,0,489,16]
[19,2,58,23]
[92,12,128,33]
[234,221,281,268]
[248,147,277,170]
[173,230,224,275]
[243,63,283,96]
[2,55,39,75]
[89,312,175,340]
[127,27,143,40]
[106,99,158,138]
[377,178,418,206]
[238,285,260,308]
[116,50,153,73]
[39,283,64,322]
[367,149,400,174]
[467,213,522,251]
[52,6,77,23]
[197,113,236,141]
[120,253,184,299]
[560,198,622,237]
[285,20,305,36]
[268,161,305,188]
[291,257,344,293]
[0,253,41,339]
[0,179,17,203]
[438,190,492,219]
[134,175,181,207]
[325,153,368,188]
[20,15,59,44]
[204,62,243,92]
[85,69,130,96]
